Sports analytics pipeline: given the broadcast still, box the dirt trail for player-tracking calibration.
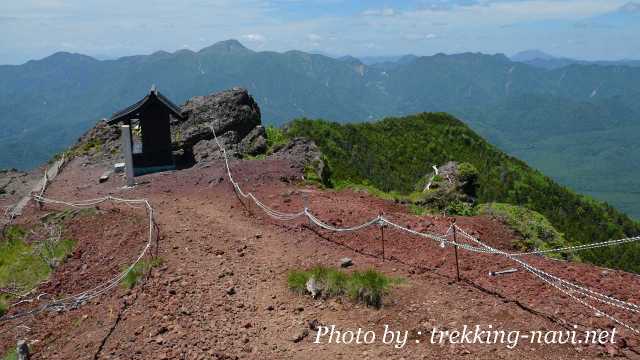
[1,158,639,359]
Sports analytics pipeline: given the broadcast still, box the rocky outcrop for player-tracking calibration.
[413,161,479,212]
[68,88,293,169]
[0,169,34,198]
[192,131,240,163]
[175,88,263,160]
[56,119,123,168]
[75,120,122,162]
[267,138,328,182]
[239,126,267,156]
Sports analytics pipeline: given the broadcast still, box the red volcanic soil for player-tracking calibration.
[1,157,639,359]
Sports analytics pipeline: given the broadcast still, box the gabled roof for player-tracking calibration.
[108,85,184,124]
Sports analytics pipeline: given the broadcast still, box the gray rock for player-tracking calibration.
[98,171,111,183]
[192,131,240,163]
[308,319,321,331]
[239,125,267,156]
[268,138,327,182]
[305,277,321,299]
[17,340,29,360]
[177,88,261,150]
[340,257,353,268]
[292,329,309,343]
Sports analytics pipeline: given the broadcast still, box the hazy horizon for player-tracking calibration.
[3,39,640,67]
[2,0,640,65]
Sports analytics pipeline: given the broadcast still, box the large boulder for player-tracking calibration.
[176,88,261,150]
[173,88,266,163]
[192,131,241,163]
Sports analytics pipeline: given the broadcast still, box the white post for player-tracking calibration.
[121,125,135,187]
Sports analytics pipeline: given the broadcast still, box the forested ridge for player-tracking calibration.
[285,114,640,272]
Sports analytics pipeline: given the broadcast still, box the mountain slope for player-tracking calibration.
[2,40,640,219]
[285,114,640,272]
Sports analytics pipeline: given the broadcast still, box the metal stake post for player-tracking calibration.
[452,223,461,282]
[380,212,385,261]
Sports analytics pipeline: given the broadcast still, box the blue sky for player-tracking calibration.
[1,0,639,64]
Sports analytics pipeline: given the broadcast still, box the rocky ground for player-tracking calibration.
[1,156,639,359]
[0,168,43,208]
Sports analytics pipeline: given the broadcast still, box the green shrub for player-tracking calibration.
[457,162,479,197]
[286,266,402,308]
[266,125,288,152]
[122,257,164,289]
[408,204,428,216]
[478,203,573,259]
[444,200,477,216]
[457,162,479,183]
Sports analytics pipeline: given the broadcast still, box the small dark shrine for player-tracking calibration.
[108,86,183,175]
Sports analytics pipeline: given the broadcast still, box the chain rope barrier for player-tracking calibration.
[0,195,156,322]
[209,124,640,334]
[455,225,640,333]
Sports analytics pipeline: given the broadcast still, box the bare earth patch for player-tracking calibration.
[0,157,638,359]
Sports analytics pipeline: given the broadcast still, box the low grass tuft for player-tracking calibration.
[287,270,310,294]
[122,257,164,289]
[286,266,403,308]
[1,348,16,360]
[0,299,8,318]
[0,225,76,315]
[347,269,404,308]
[0,210,100,315]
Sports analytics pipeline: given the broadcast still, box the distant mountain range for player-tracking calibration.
[1,39,639,218]
[511,49,640,70]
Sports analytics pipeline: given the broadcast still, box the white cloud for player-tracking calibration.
[403,0,627,24]
[242,33,266,42]
[404,33,439,40]
[362,8,398,17]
